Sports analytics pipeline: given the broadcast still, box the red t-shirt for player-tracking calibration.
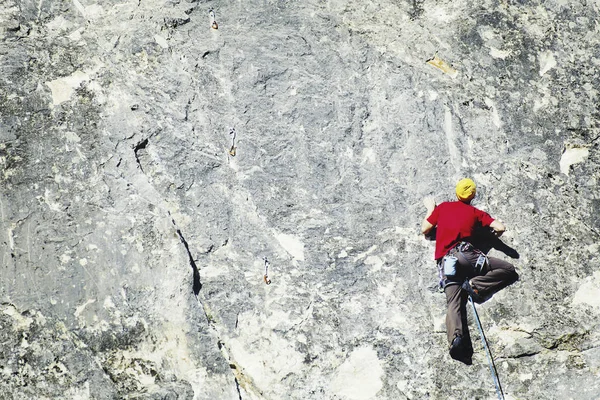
[427,201,495,260]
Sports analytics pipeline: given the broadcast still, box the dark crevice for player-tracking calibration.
[234,377,243,400]
[506,351,541,359]
[133,138,149,173]
[169,213,201,296]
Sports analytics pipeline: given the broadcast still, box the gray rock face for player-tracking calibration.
[1,0,599,398]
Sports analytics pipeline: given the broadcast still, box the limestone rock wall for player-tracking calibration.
[1,0,599,399]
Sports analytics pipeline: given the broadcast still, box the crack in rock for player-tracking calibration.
[233,376,243,400]
[504,350,542,359]
[165,215,243,397]
[169,214,201,296]
[217,340,262,400]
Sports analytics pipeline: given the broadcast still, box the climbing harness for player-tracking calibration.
[469,296,505,400]
[438,242,488,290]
[209,9,218,29]
[263,257,271,285]
[229,127,237,156]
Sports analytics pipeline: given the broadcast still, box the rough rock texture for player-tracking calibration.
[1,0,599,399]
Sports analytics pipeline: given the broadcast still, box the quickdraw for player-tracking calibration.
[229,127,237,156]
[209,10,218,29]
[263,257,271,285]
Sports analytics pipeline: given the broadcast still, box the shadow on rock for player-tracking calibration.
[471,227,520,259]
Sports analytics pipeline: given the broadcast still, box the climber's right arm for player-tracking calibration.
[490,219,506,237]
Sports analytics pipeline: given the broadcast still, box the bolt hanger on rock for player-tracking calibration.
[209,9,218,29]
[263,256,271,285]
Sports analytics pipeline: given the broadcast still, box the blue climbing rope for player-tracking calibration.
[469,296,505,400]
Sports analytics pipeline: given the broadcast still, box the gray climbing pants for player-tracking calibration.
[444,249,518,346]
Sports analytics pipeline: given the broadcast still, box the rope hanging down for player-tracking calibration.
[469,296,505,400]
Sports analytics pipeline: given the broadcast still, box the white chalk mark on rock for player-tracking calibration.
[490,47,511,59]
[103,296,115,309]
[68,27,85,41]
[443,106,461,173]
[572,270,600,308]
[2,304,33,330]
[74,298,96,318]
[46,70,89,106]
[155,34,169,49]
[560,144,589,175]
[354,245,377,262]
[364,255,384,273]
[329,346,384,400]
[539,50,557,76]
[361,148,377,164]
[275,233,305,261]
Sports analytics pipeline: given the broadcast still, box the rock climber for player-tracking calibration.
[421,178,519,365]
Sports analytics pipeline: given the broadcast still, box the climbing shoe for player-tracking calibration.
[449,335,472,365]
[461,280,489,304]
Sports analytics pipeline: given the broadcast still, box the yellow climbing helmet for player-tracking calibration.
[456,178,476,202]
